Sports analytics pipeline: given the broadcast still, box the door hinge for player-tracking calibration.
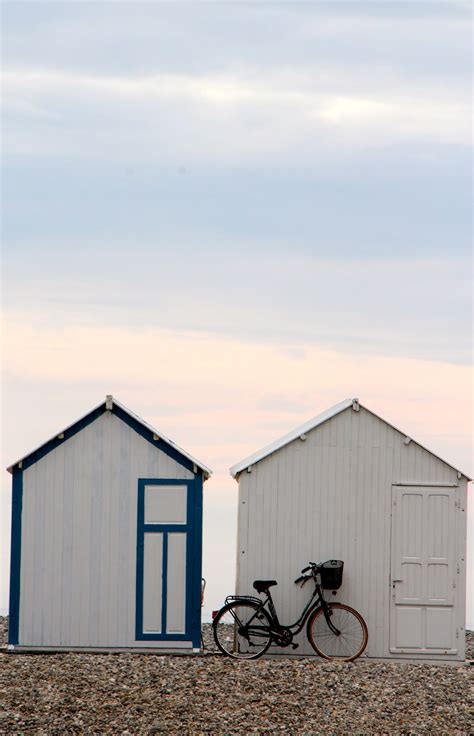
[456,628,459,639]
[456,563,460,574]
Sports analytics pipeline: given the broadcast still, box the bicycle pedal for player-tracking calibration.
[292,643,299,649]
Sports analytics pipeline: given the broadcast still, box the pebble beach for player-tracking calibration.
[0,618,472,734]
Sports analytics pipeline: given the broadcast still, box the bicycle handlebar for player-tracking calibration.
[294,574,309,585]
[303,562,321,573]
[294,562,322,586]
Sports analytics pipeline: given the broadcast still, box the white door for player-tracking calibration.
[390,485,459,654]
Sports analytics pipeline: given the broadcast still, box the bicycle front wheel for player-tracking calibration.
[307,603,368,661]
[213,601,272,660]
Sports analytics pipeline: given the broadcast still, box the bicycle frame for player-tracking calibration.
[230,579,341,642]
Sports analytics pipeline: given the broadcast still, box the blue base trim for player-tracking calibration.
[8,468,23,645]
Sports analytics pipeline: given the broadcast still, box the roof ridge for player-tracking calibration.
[229,398,354,478]
[7,395,212,479]
[229,398,471,481]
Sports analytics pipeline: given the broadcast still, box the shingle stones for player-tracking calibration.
[0,618,472,734]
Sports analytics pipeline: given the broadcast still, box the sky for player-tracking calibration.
[1,1,473,628]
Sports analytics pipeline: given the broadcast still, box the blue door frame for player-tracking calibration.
[135,477,202,647]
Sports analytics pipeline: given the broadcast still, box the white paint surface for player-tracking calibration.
[8,397,211,479]
[18,411,194,648]
[390,486,458,653]
[236,405,467,660]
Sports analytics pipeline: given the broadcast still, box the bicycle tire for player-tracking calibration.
[307,602,368,661]
[213,600,273,660]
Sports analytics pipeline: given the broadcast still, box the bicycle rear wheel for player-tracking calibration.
[307,603,368,661]
[213,600,272,660]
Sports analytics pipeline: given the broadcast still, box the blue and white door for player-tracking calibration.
[135,478,201,644]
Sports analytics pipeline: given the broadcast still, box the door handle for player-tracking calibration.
[392,579,403,583]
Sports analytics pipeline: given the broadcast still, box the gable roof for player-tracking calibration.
[7,395,212,479]
[229,397,471,481]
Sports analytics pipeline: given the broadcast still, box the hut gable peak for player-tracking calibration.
[7,395,212,479]
[229,398,470,481]
[230,398,354,478]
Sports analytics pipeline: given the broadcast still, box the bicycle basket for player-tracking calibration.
[320,560,344,590]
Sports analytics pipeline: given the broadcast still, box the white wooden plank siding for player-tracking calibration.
[236,406,467,660]
[19,411,193,648]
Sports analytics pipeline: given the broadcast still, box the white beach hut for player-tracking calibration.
[230,398,470,662]
[7,395,211,652]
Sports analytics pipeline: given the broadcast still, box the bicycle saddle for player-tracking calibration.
[253,580,277,593]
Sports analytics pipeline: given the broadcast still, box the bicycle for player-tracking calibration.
[212,560,368,661]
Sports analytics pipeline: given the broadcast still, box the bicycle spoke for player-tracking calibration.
[213,601,273,660]
[307,603,368,661]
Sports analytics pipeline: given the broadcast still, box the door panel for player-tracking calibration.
[143,533,163,633]
[426,607,454,649]
[145,485,187,524]
[166,533,187,633]
[393,606,423,648]
[402,562,422,601]
[390,485,458,654]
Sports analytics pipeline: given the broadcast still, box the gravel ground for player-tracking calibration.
[0,618,472,734]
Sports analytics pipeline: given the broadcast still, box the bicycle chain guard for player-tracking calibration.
[272,628,293,647]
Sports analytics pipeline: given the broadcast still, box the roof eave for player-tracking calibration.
[7,397,213,480]
[229,399,472,482]
[229,398,354,478]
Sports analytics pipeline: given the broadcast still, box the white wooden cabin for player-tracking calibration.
[7,395,211,652]
[230,398,470,663]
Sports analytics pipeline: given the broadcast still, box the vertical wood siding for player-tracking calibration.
[236,406,467,659]
[19,412,193,648]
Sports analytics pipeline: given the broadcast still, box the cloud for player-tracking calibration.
[3,138,471,258]
[2,313,472,471]
[3,62,470,164]
[3,2,470,81]
[2,250,471,364]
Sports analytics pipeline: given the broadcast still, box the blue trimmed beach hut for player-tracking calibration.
[7,395,211,652]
